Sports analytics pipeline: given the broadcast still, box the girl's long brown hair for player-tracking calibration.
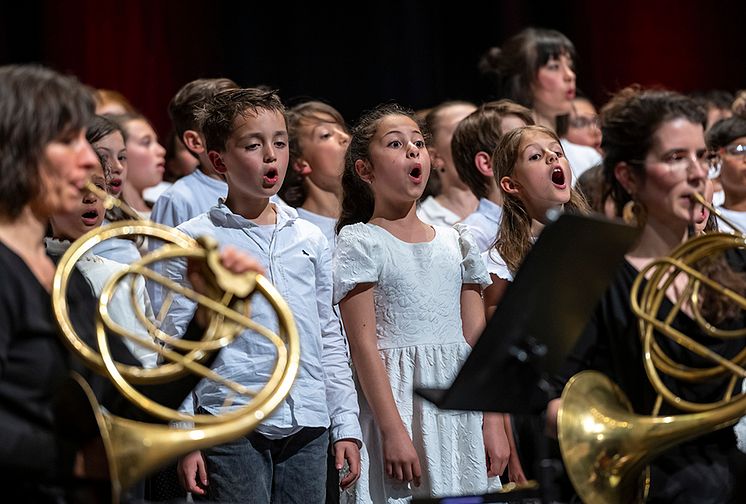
[492,125,589,274]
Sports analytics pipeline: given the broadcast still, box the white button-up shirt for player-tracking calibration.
[159,202,361,443]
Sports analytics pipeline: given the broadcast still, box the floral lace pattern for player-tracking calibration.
[333,223,499,503]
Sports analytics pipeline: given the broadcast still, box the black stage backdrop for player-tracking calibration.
[1,0,743,137]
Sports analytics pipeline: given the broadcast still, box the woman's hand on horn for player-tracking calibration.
[187,246,265,327]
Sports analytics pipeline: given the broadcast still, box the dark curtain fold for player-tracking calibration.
[0,0,742,133]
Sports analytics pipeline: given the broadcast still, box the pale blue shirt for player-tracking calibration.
[91,219,143,264]
[159,202,361,443]
[297,208,337,249]
[461,198,503,252]
[148,170,227,312]
[150,168,290,228]
[151,169,228,228]
[147,171,290,313]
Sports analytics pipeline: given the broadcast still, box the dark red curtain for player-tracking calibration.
[2,0,741,130]
[40,0,220,136]
[571,0,743,106]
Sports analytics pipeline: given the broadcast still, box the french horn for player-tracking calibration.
[52,183,300,502]
[558,193,746,504]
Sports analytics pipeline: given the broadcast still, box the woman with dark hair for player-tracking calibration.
[478,27,601,180]
[547,86,746,503]
[0,63,123,502]
[706,116,746,233]
[0,64,262,503]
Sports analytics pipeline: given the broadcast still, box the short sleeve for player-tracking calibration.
[332,223,381,304]
[482,248,513,282]
[736,379,746,453]
[454,223,491,289]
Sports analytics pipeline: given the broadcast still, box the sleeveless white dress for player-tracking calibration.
[333,223,500,503]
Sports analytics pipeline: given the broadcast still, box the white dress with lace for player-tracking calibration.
[333,222,500,503]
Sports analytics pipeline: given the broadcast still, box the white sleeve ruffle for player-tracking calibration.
[454,223,492,290]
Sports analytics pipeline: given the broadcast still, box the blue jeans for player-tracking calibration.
[199,426,329,504]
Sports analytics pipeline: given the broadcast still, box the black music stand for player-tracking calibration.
[414,213,639,504]
[417,213,638,414]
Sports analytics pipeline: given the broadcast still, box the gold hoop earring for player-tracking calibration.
[623,199,647,228]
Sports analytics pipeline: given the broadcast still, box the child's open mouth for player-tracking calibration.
[109,178,122,193]
[551,167,566,188]
[81,209,100,226]
[409,165,423,183]
[263,168,279,186]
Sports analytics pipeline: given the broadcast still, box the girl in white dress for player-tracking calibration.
[333,103,505,503]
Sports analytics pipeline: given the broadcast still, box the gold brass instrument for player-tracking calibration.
[558,193,746,504]
[52,183,300,502]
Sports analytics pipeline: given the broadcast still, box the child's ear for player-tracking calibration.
[614,162,638,195]
[354,159,373,183]
[293,159,312,176]
[500,176,520,195]
[182,130,205,154]
[474,151,493,177]
[428,147,445,172]
[208,151,227,174]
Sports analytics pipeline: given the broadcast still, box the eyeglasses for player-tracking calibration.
[723,144,746,157]
[706,151,722,179]
[568,115,600,129]
[631,149,719,179]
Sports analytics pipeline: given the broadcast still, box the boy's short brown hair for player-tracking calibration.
[451,100,534,199]
[198,88,286,153]
[168,78,239,142]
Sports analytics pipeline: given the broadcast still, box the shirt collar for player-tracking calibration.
[193,169,229,190]
[209,199,298,229]
[478,198,503,223]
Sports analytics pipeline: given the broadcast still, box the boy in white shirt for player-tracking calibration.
[162,88,361,503]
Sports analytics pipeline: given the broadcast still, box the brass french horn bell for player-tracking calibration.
[52,182,300,502]
[558,192,746,504]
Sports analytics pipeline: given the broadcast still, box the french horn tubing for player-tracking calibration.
[52,182,300,502]
[558,192,746,504]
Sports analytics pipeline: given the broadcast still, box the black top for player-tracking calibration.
[0,241,205,502]
[0,241,106,487]
[554,259,746,503]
